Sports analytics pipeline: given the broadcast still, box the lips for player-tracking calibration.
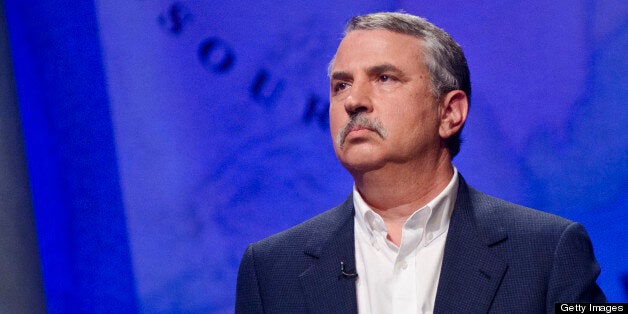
[349,125,372,132]
[335,113,387,148]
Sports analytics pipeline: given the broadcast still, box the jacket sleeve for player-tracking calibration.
[236,244,264,314]
[546,222,606,311]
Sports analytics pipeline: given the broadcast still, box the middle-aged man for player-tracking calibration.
[236,12,606,313]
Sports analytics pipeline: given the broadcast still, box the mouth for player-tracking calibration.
[337,125,376,148]
[336,115,387,148]
[336,123,386,147]
[349,125,372,133]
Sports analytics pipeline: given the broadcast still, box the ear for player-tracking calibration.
[438,90,469,139]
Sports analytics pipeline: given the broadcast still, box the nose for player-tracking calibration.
[344,81,373,115]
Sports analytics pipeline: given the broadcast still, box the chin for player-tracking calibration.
[338,157,385,174]
[334,143,388,170]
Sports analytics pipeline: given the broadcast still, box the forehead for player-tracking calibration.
[332,29,424,72]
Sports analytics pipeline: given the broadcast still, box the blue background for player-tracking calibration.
[4,0,627,312]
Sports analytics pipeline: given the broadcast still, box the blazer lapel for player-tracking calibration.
[434,178,508,313]
[299,197,358,314]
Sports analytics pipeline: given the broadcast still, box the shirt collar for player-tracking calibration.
[353,167,459,249]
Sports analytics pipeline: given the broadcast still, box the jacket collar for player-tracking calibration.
[434,176,509,313]
[299,196,358,314]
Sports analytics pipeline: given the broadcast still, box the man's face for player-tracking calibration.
[329,29,442,173]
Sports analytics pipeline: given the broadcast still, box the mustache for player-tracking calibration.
[336,113,388,147]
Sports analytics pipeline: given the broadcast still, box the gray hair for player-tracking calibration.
[337,12,471,157]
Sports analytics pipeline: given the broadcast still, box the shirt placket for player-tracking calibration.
[391,252,417,314]
[391,212,426,314]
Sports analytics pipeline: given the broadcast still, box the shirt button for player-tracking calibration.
[400,261,408,269]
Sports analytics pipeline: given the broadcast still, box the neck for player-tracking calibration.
[352,152,454,247]
[352,152,454,221]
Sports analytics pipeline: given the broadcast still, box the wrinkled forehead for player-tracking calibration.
[328,29,425,75]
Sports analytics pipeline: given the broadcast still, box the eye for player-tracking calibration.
[379,74,395,82]
[334,82,350,92]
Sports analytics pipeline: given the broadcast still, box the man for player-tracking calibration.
[236,12,605,313]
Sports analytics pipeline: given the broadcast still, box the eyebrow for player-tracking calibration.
[367,63,403,76]
[330,63,404,81]
[331,71,352,81]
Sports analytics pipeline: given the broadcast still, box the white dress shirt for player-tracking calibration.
[353,168,459,314]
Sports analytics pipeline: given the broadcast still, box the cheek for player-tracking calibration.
[328,102,346,132]
[384,100,436,137]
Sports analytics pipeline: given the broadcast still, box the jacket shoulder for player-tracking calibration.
[466,185,574,240]
[250,196,353,257]
[461,184,606,305]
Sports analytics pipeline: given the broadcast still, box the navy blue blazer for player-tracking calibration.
[236,177,606,313]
